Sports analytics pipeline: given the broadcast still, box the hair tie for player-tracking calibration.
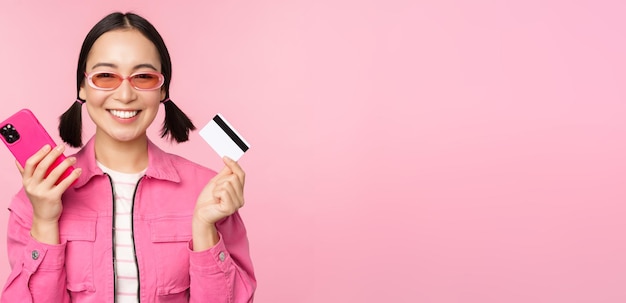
[75,99,85,104]
[161,98,172,104]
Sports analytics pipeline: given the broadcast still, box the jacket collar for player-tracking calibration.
[72,137,181,188]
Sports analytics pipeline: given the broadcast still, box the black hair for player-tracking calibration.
[59,12,195,147]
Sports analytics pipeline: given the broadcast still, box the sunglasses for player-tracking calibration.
[85,71,165,91]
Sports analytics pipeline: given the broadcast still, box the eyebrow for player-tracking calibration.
[90,63,159,71]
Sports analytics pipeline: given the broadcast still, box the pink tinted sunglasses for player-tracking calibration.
[85,71,165,91]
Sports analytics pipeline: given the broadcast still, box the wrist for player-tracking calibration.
[192,219,219,251]
[30,219,60,245]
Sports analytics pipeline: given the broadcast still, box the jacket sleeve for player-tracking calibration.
[1,192,70,303]
[188,211,256,303]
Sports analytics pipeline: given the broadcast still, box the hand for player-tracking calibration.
[193,156,246,227]
[18,144,82,243]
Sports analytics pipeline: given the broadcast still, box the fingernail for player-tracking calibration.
[42,144,51,152]
[55,145,65,152]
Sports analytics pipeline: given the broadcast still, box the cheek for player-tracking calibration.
[84,103,100,125]
[144,91,164,106]
[82,87,109,104]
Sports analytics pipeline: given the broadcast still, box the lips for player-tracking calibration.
[109,109,139,119]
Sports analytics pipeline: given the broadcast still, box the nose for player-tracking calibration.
[113,78,137,103]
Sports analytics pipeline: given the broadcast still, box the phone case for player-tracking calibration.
[0,109,74,183]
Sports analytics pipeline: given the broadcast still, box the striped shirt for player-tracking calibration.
[98,162,145,303]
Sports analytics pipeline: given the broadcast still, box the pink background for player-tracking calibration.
[1,1,625,302]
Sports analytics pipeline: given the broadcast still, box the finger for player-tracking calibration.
[219,175,244,205]
[44,157,77,186]
[220,190,240,214]
[213,183,237,213]
[217,180,244,209]
[15,160,24,174]
[210,164,232,184]
[222,156,245,186]
[23,144,52,177]
[33,145,67,184]
[53,167,82,193]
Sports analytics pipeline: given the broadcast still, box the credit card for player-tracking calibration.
[199,113,250,161]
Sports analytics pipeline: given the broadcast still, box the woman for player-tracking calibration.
[1,12,256,302]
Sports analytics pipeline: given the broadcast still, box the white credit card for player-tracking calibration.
[199,113,250,161]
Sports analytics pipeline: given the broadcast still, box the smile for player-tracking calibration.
[109,109,139,119]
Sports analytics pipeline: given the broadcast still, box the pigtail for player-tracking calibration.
[58,99,85,148]
[160,98,196,143]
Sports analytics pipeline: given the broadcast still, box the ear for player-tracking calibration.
[79,85,87,101]
[160,88,166,101]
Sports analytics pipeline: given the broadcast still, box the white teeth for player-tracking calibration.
[109,110,138,119]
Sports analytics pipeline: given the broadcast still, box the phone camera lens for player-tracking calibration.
[1,124,20,144]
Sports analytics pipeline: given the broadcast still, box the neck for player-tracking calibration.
[94,132,149,173]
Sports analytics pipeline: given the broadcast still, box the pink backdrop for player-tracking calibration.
[1,1,625,302]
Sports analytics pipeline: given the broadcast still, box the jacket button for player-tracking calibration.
[31,250,40,260]
[218,251,226,262]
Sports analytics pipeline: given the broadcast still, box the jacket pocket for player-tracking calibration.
[59,212,97,293]
[150,215,192,299]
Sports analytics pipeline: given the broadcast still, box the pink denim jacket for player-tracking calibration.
[1,138,256,302]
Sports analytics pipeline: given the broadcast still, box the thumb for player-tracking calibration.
[211,164,232,182]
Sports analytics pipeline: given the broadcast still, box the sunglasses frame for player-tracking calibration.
[84,71,165,91]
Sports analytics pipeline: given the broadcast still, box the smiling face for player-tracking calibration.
[79,29,166,146]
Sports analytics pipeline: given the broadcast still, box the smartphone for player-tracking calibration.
[0,109,74,183]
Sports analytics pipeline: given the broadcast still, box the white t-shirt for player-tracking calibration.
[97,162,145,303]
